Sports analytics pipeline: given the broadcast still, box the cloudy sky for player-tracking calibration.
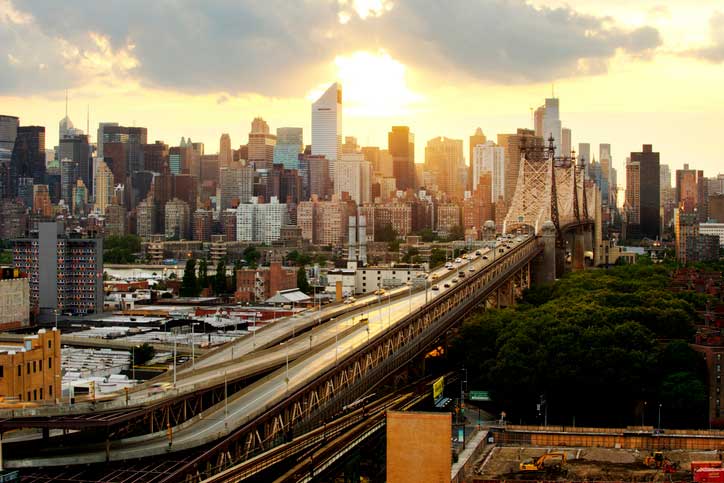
[2,0,723,181]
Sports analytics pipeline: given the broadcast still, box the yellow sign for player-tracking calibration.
[432,376,444,401]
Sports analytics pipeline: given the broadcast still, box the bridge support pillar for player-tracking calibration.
[534,221,557,285]
[584,228,593,266]
[572,230,585,271]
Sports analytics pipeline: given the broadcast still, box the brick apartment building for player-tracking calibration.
[0,328,61,403]
[235,262,297,303]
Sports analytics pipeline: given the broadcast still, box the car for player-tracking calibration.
[431,285,439,291]
[469,267,475,272]
[454,258,463,263]
[483,255,488,260]
[475,251,481,256]
[344,297,356,304]
[452,278,458,283]
[431,274,439,281]
[443,283,450,288]
[373,289,386,296]
[149,382,173,394]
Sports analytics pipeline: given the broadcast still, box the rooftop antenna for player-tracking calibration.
[65,89,69,118]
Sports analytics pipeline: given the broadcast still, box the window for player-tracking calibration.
[17,365,21,377]
[33,389,37,400]
[48,340,52,349]
[0,365,3,378]
[27,392,30,401]
[33,361,37,373]
[49,385,53,397]
[27,363,30,374]
[48,358,52,369]
[39,388,43,400]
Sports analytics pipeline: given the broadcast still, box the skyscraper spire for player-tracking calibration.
[65,89,68,118]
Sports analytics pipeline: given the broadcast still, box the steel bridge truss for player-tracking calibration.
[160,238,543,483]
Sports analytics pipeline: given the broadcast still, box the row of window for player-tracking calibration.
[20,385,52,401]
[0,356,53,379]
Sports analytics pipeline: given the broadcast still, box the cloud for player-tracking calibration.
[2,0,663,96]
[684,11,724,63]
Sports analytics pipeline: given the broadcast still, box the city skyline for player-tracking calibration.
[1,1,723,179]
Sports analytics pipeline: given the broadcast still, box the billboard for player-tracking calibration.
[432,376,444,402]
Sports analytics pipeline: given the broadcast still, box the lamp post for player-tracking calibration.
[387,291,391,329]
[408,283,412,314]
[191,323,198,371]
[642,401,647,427]
[658,403,662,431]
[172,329,177,388]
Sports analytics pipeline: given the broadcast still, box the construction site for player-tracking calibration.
[469,426,724,483]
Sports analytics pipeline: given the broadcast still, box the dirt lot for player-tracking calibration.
[475,446,723,481]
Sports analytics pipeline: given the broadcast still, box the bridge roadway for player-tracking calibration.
[4,236,535,468]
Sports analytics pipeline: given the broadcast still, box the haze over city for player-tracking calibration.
[2,0,724,177]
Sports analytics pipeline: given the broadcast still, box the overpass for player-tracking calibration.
[1,235,543,481]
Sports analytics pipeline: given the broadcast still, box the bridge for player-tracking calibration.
[504,136,602,279]
[1,237,542,480]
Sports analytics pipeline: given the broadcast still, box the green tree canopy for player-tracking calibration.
[297,267,311,294]
[180,259,199,297]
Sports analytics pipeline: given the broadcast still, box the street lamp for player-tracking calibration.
[658,403,662,431]
[190,322,199,371]
[642,401,647,427]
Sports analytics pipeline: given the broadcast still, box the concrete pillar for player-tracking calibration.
[583,228,593,266]
[572,229,585,271]
[534,221,557,285]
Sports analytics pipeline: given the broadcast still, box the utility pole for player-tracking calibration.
[173,334,177,388]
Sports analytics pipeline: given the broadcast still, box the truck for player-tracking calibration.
[695,468,724,483]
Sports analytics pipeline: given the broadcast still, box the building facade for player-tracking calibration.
[311,83,342,179]
[0,329,61,403]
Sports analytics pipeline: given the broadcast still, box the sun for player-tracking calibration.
[326,50,422,117]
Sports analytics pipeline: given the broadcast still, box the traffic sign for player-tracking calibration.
[469,390,491,401]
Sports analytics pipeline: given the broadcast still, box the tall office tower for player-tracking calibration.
[60,158,79,204]
[32,185,52,218]
[497,129,543,205]
[104,204,126,237]
[168,146,182,175]
[533,105,545,137]
[93,159,115,213]
[96,122,119,158]
[142,141,169,174]
[389,126,415,191]
[236,197,289,244]
[17,178,33,209]
[425,136,464,197]
[59,134,90,196]
[660,164,673,205]
[71,179,88,216]
[334,153,372,205]
[472,141,505,201]
[630,145,660,239]
[578,143,591,178]
[463,172,493,231]
[305,155,332,200]
[542,98,562,154]
[0,115,18,200]
[136,196,156,240]
[0,199,27,239]
[192,209,213,242]
[311,82,342,179]
[100,125,147,183]
[361,146,381,173]
[561,128,572,158]
[273,127,303,169]
[173,174,198,213]
[341,136,360,154]
[59,110,83,141]
[468,128,487,190]
[676,163,708,222]
[599,143,612,208]
[625,158,641,227]
[248,117,276,169]
[164,198,191,240]
[11,126,46,184]
[13,221,103,318]
[219,164,255,209]
[219,133,232,169]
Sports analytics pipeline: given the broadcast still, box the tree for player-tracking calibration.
[429,248,447,268]
[297,267,311,294]
[214,260,227,295]
[104,235,142,264]
[243,245,261,268]
[376,223,398,243]
[446,225,465,241]
[198,259,208,292]
[132,343,156,365]
[180,259,199,297]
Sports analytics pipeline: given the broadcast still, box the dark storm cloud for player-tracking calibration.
[1,0,663,95]
[684,11,724,63]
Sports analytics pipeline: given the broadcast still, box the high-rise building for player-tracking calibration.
[676,164,707,221]
[468,128,487,191]
[561,128,572,158]
[435,203,461,235]
[100,125,147,182]
[334,153,372,205]
[142,141,169,174]
[11,126,46,185]
[425,136,464,197]
[630,145,660,239]
[472,141,505,201]
[173,174,198,213]
[0,200,28,239]
[599,143,611,207]
[93,159,115,213]
[578,143,591,178]
[248,117,276,169]
[389,126,415,191]
[304,155,332,200]
[104,204,126,237]
[136,196,156,240]
[219,133,232,169]
[297,198,351,246]
[497,129,543,205]
[0,115,18,199]
[192,209,213,242]
[361,146,381,173]
[236,197,289,244]
[71,179,88,216]
[342,136,360,154]
[273,127,304,169]
[60,158,79,204]
[164,198,191,240]
[219,164,255,209]
[32,185,52,218]
[13,221,103,318]
[311,83,342,179]
[59,134,91,196]
[96,122,119,158]
[542,98,562,154]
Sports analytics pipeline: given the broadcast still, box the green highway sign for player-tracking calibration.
[469,390,491,401]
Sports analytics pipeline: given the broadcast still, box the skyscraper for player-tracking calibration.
[533,105,545,137]
[625,158,641,229]
[388,126,415,191]
[334,153,372,205]
[0,115,19,200]
[60,158,79,204]
[248,117,276,169]
[273,127,304,169]
[219,164,255,209]
[11,126,45,192]
[599,143,612,208]
[578,143,591,178]
[469,128,487,190]
[142,141,170,174]
[96,122,119,158]
[425,136,464,197]
[93,159,115,213]
[472,141,505,201]
[219,133,232,169]
[561,128,572,158]
[59,134,91,196]
[311,83,342,179]
[676,163,707,221]
[542,98,562,154]
[630,145,660,239]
